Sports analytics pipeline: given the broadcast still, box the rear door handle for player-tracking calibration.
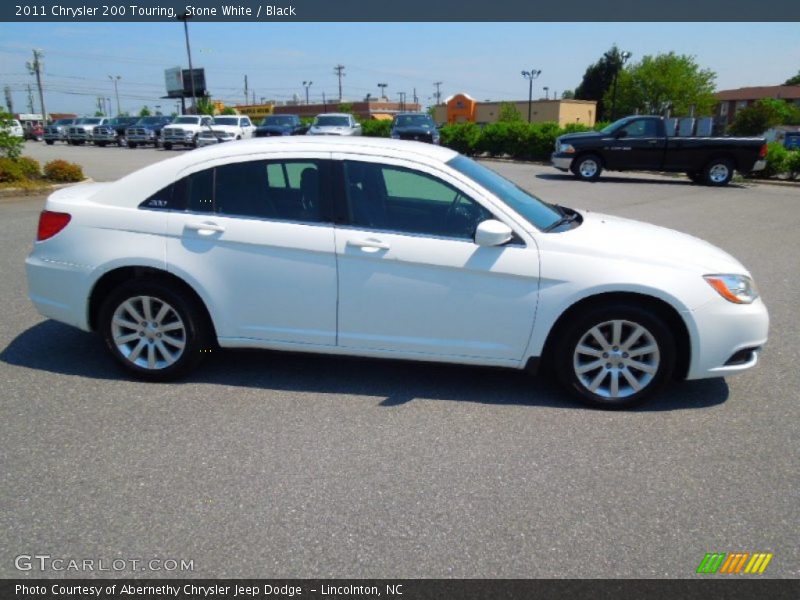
[186,221,225,235]
[347,238,390,251]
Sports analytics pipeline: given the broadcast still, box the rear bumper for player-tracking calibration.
[751,159,767,172]
[551,153,574,171]
[25,254,93,332]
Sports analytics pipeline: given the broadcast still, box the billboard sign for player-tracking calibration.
[164,67,207,98]
[164,67,183,97]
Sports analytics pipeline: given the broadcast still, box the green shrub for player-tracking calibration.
[361,119,391,138]
[16,156,41,179]
[476,122,510,157]
[562,123,592,135]
[440,123,481,155]
[0,113,25,159]
[756,142,788,178]
[44,159,84,182]
[785,150,800,179]
[0,157,25,182]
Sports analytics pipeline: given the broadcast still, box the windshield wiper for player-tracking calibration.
[543,210,579,232]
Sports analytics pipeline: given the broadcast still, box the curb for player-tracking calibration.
[0,178,94,201]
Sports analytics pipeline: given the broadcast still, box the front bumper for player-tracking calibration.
[551,153,574,171]
[685,297,769,380]
[197,136,234,146]
[163,133,196,145]
[92,132,118,142]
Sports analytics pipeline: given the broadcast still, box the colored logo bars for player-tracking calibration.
[696,552,773,574]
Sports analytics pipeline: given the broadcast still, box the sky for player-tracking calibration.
[0,21,798,116]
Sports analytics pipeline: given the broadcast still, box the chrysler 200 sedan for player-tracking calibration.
[25,137,768,408]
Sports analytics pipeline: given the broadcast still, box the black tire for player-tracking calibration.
[686,171,703,184]
[191,134,199,148]
[96,142,107,147]
[163,142,172,150]
[703,158,734,186]
[128,142,137,149]
[554,303,676,409]
[98,279,212,381]
[45,140,54,145]
[571,154,603,182]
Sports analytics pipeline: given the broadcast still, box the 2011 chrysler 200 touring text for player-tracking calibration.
[26,137,768,408]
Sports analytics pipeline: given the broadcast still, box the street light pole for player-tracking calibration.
[521,69,541,123]
[178,12,197,113]
[108,75,121,115]
[303,81,313,105]
[611,50,632,121]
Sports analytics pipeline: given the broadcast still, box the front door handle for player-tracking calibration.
[347,238,390,251]
[186,221,225,235]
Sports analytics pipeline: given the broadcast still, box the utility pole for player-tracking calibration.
[4,85,13,114]
[178,12,197,112]
[412,87,418,107]
[322,91,327,111]
[108,75,121,115]
[433,81,442,105]
[334,64,345,101]
[244,75,248,105]
[398,92,406,111]
[26,49,48,122]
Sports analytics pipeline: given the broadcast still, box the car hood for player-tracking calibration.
[393,125,437,134]
[557,131,604,144]
[204,125,240,134]
[257,125,290,132]
[548,211,746,274]
[310,125,354,133]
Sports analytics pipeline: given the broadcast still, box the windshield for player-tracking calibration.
[315,116,350,127]
[599,117,636,135]
[78,118,102,125]
[448,155,563,231]
[213,117,240,126]
[54,119,73,125]
[394,115,433,127]
[138,117,167,125]
[173,116,201,124]
[261,116,295,126]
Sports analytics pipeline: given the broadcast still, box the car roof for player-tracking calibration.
[315,113,353,118]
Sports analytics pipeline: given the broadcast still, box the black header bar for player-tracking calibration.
[3,0,800,22]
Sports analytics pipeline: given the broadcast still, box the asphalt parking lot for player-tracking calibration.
[1,141,798,578]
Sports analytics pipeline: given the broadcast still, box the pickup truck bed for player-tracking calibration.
[552,115,766,186]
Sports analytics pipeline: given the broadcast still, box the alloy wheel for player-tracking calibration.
[111,296,186,370]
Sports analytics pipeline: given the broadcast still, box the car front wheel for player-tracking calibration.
[555,304,676,409]
[571,154,603,182]
[99,280,211,381]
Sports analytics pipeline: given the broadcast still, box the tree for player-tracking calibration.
[94,110,104,117]
[0,112,25,158]
[729,98,800,135]
[138,106,152,117]
[338,102,355,114]
[221,106,237,115]
[785,71,800,85]
[195,97,215,116]
[575,45,626,120]
[606,52,716,117]
[561,90,575,99]
[498,102,523,122]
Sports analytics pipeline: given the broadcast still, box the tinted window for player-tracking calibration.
[622,119,658,138]
[187,169,214,213]
[139,177,187,211]
[315,116,350,127]
[344,161,492,239]
[215,161,274,218]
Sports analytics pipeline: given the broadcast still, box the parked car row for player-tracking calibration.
[30,111,442,150]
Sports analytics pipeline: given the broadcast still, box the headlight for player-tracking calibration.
[704,274,759,304]
[559,143,576,153]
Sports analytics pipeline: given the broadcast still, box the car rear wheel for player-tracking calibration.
[571,154,603,182]
[703,158,734,186]
[163,142,172,150]
[45,140,54,145]
[555,304,675,409]
[128,142,137,149]
[99,280,211,381]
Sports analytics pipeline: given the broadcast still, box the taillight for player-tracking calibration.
[37,210,71,241]
[759,143,767,159]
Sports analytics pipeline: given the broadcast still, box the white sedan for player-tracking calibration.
[196,115,256,146]
[25,137,768,408]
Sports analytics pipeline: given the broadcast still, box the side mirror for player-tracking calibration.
[475,220,513,247]
[614,129,628,139]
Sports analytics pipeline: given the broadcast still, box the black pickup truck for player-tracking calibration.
[551,115,767,186]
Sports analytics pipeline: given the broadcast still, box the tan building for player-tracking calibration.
[434,93,597,127]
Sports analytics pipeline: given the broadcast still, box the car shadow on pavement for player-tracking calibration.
[2,320,729,411]
[535,173,747,189]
